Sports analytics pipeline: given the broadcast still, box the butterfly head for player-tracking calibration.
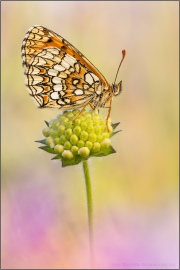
[112,81,122,96]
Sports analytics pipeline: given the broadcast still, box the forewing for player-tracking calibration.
[21,25,109,87]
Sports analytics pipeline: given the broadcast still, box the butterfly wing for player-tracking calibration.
[21,25,110,109]
[25,46,103,108]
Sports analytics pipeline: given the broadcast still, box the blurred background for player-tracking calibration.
[1,1,178,269]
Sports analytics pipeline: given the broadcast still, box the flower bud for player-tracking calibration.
[65,128,72,139]
[85,141,93,150]
[73,126,81,136]
[54,144,64,154]
[64,141,72,150]
[38,109,120,167]
[42,127,50,137]
[70,134,79,145]
[59,135,67,145]
[62,150,74,159]
[101,139,111,149]
[71,146,79,155]
[92,142,101,152]
[77,140,85,148]
[80,131,89,141]
[46,136,55,148]
[78,147,90,157]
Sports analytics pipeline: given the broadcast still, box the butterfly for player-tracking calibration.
[21,25,126,129]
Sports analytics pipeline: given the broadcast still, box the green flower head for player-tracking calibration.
[36,109,121,167]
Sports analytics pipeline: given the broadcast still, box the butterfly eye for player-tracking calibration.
[112,81,122,96]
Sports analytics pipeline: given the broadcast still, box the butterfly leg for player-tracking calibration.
[89,103,100,116]
[72,102,93,124]
[89,103,95,110]
[105,97,112,132]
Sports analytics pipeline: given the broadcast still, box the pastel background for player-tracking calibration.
[1,1,179,269]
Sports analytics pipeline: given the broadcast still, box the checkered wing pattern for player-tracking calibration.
[21,25,110,109]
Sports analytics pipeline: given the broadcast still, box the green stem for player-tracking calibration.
[82,160,94,267]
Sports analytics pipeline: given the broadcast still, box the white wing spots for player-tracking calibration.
[59,72,68,78]
[51,92,59,100]
[96,84,102,95]
[29,66,40,75]
[57,100,66,105]
[29,75,43,85]
[53,56,63,63]
[36,30,44,36]
[54,64,65,71]
[35,57,46,66]
[27,33,34,39]
[64,98,71,104]
[34,34,42,40]
[37,50,46,57]
[53,85,63,91]
[73,79,79,85]
[60,91,65,96]
[75,63,80,73]
[50,48,59,55]
[74,89,84,96]
[44,51,54,59]
[34,86,44,94]
[90,73,99,82]
[83,84,89,90]
[85,73,93,85]
[61,59,70,69]
[69,67,75,72]
[52,77,62,84]
[48,69,59,76]
[34,95,44,106]
[31,27,39,34]
[64,55,77,66]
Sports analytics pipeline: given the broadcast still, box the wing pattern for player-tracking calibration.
[21,25,110,109]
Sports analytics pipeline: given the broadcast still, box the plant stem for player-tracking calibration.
[82,160,94,268]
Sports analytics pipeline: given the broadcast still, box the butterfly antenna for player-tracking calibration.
[114,50,126,85]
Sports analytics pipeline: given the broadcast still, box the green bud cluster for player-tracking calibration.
[37,109,120,167]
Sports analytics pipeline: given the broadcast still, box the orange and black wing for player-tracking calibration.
[21,25,109,108]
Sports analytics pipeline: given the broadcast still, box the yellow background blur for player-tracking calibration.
[2,1,178,269]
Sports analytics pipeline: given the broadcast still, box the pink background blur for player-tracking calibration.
[1,1,179,269]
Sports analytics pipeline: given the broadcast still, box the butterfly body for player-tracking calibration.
[21,26,125,124]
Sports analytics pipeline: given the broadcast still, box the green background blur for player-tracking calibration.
[1,1,178,269]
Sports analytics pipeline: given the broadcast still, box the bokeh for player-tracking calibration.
[1,1,178,269]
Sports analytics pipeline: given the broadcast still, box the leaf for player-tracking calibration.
[110,130,122,137]
[38,145,55,154]
[62,155,83,167]
[51,154,62,160]
[111,122,120,130]
[45,120,49,127]
[35,139,47,145]
[91,145,116,157]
